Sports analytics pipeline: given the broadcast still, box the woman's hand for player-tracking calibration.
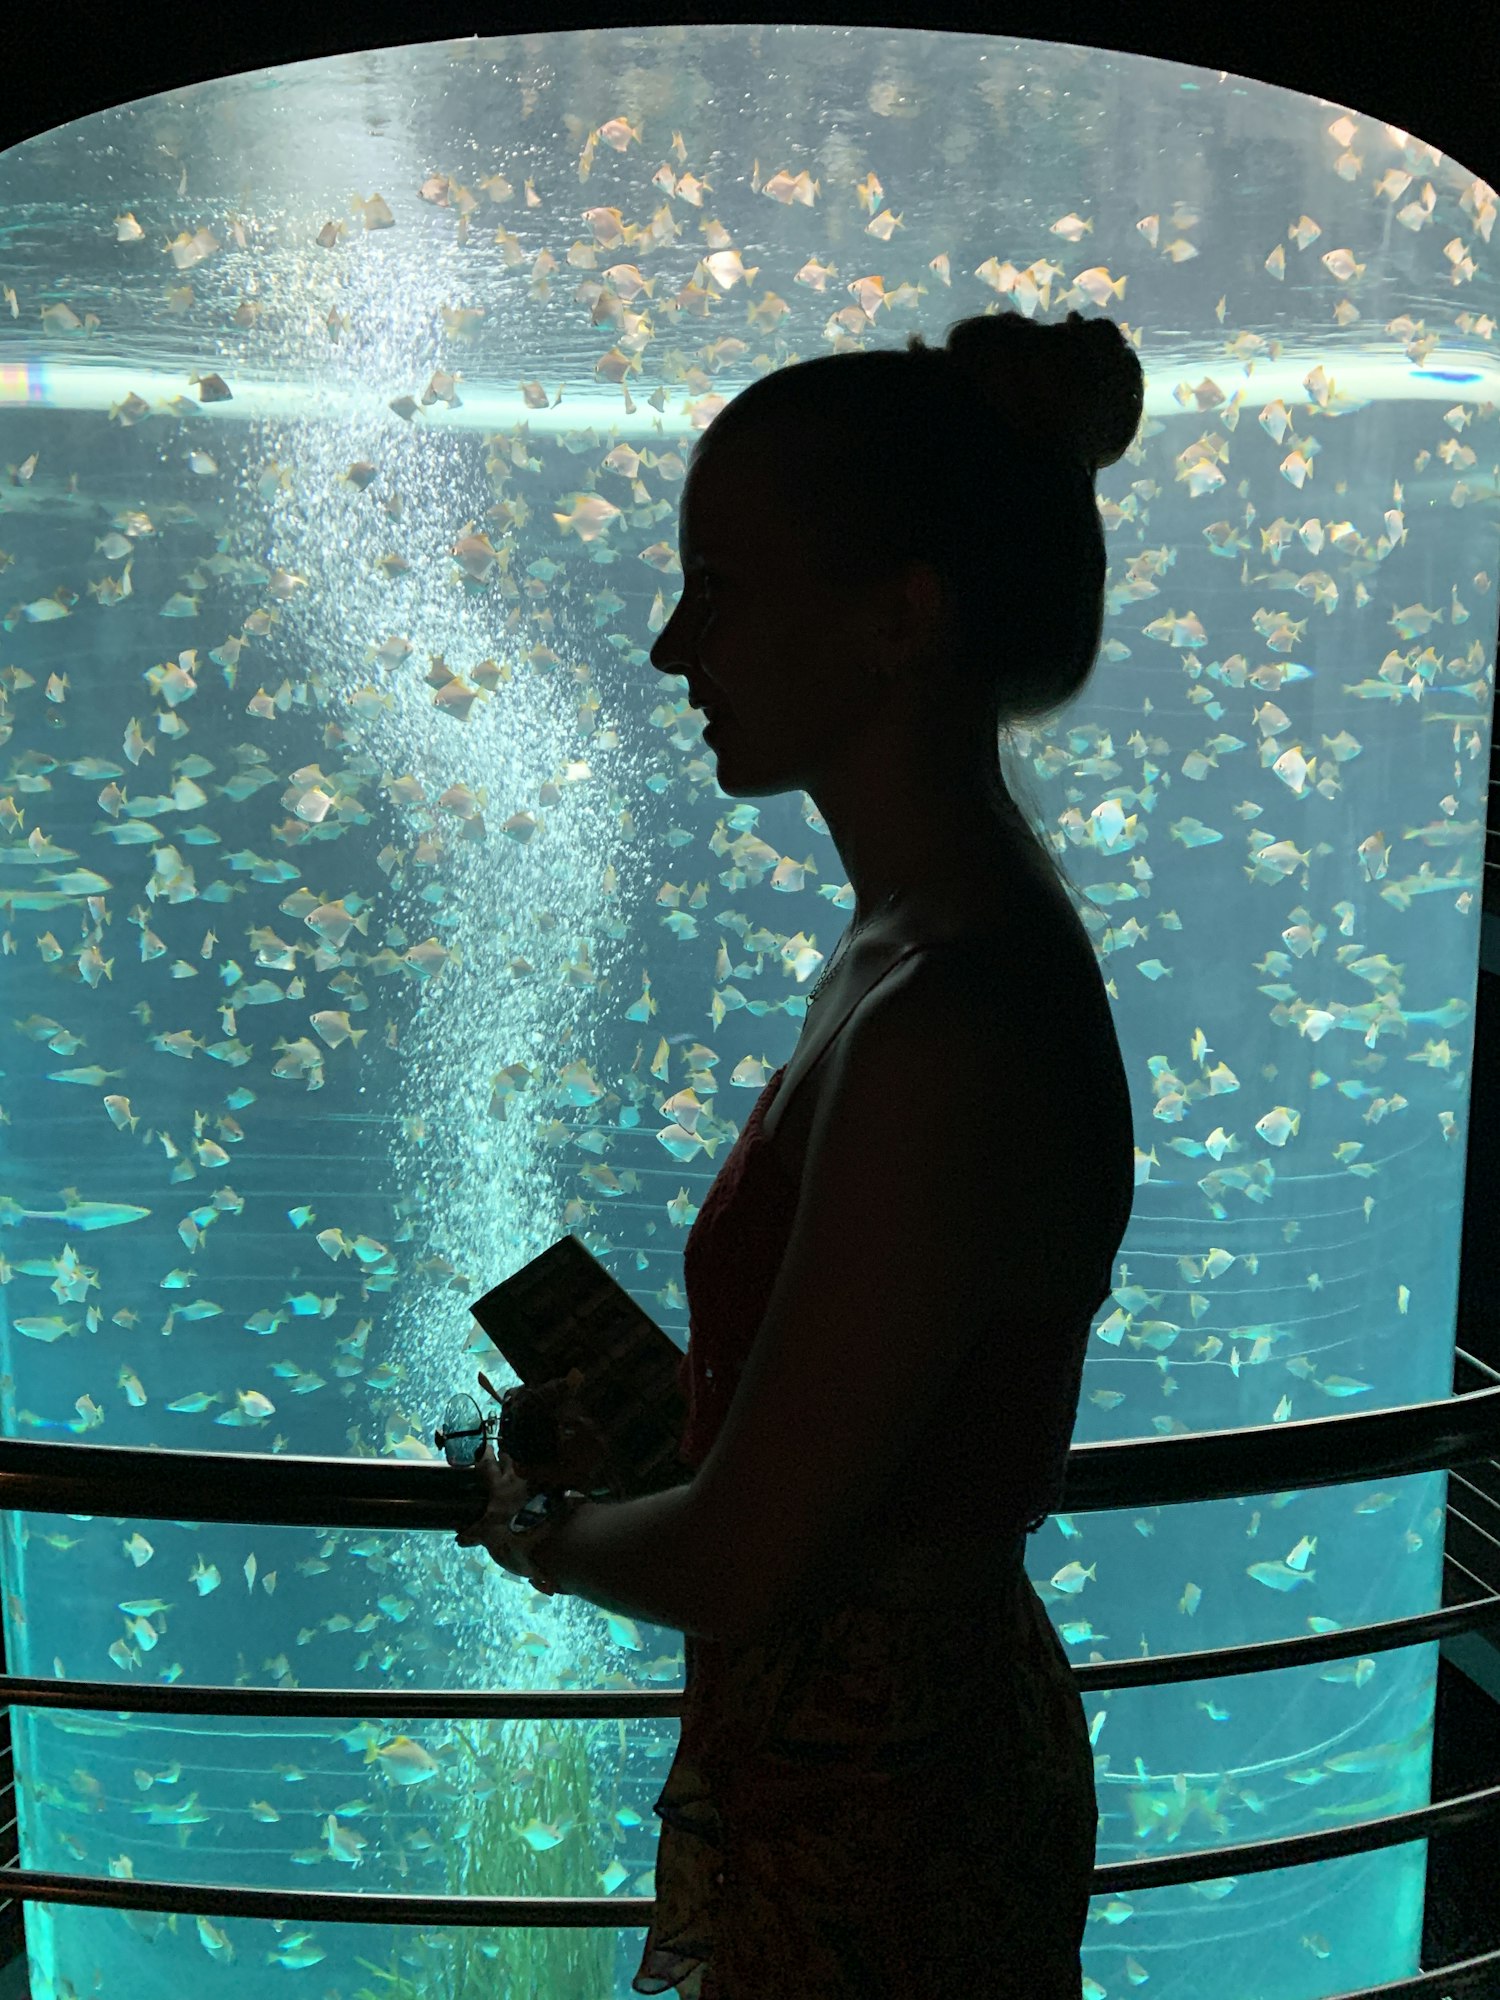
[453,1439,552,1589]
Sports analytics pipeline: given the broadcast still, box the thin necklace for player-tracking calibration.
[803,888,901,1014]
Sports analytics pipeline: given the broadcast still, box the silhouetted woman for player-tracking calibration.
[634,309,1143,1998]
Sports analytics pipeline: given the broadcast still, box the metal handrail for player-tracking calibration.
[0,1375,1494,1992]
[0,1778,1496,1945]
[0,1379,1494,1528]
[1,1579,1497,1721]
[0,1385,1491,1698]
[0,1764,1494,1910]
[1454,1343,1500,1388]
[0,1383,1490,1699]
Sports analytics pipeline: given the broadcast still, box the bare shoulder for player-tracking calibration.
[875,877,1110,1057]
[828,892,1134,1242]
[830,898,1104,1112]
[803,926,1130,1313]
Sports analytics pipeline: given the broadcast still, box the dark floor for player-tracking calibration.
[1422,1652,1500,1992]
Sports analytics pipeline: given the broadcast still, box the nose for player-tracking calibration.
[649,594,692,680]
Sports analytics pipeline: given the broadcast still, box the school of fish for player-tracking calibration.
[0,43,1496,1992]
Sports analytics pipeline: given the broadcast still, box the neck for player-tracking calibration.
[812,770,1031,930]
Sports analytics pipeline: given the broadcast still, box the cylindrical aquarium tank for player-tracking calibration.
[0,23,1495,2000]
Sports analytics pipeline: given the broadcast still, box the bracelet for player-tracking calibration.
[513,1490,587,1595]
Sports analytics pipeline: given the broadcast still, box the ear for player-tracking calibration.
[876,556,951,676]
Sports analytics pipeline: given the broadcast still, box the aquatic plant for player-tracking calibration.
[352,1713,625,1999]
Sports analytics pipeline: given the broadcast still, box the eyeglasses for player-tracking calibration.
[433,1391,495,1468]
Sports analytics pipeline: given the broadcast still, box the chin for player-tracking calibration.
[713,767,787,801]
[706,725,804,800]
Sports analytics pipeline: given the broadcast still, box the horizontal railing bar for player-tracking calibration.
[1444,1547,1492,1590]
[0,1385,1495,1530]
[1,1777,1496,1918]
[1440,1536,1496,1584]
[4,1678,686,1720]
[1073,1586,1500,1692]
[2,1592,1496,1722]
[1291,1949,1500,2000]
[1439,1555,1500,1643]
[1447,1468,1500,1516]
[1455,1344,1500,1387]
[1445,1493,1500,1555]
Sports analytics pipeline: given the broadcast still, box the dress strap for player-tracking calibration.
[777,938,957,1130]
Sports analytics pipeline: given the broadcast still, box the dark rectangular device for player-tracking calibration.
[468,1233,691,1499]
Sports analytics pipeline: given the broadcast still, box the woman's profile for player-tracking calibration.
[633,310,1144,1998]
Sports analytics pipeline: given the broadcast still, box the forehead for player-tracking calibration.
[679,444,731,548]
[680,434,786,559]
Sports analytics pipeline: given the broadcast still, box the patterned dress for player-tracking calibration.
[632,944,1105,1998]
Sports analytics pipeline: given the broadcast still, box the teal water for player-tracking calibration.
[0,24,1497,2000]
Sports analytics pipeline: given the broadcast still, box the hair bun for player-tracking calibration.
[942,309,1145,475]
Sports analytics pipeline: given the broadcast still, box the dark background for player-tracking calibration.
[2,1,1497,201]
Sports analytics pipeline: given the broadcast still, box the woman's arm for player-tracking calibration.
[537,1483,734,1641]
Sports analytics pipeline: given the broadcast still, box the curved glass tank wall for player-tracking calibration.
[0,24,1496,2000]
